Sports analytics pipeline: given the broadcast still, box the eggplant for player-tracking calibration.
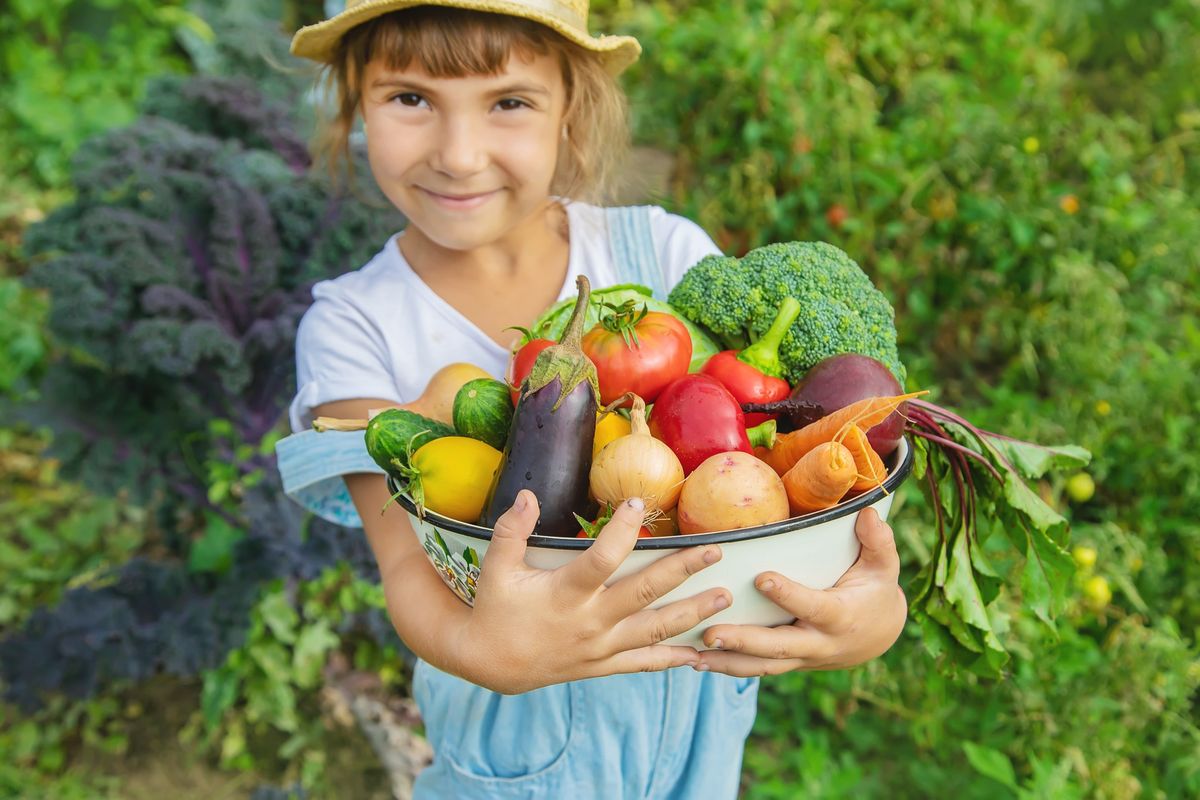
[480,276,599,536]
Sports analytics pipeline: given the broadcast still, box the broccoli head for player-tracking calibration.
[668,241,905,384]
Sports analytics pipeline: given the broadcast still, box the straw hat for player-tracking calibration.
[291,0,642,75]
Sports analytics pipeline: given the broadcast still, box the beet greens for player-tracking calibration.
[902,398,1091,675]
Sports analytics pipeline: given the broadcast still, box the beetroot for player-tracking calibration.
[791,354,906,456]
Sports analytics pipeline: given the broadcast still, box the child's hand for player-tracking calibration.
[451,492,729,694]
[695,508,906,676]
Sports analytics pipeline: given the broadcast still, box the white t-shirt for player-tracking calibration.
[288,202,720,433]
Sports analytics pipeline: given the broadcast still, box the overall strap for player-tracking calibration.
[605,205,665,298]
[275,428,382,528]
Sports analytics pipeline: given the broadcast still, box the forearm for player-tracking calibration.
[344,471,472,674]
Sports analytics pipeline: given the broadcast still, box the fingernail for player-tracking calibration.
[713,594,729,610]
[694,663,710,672]
[711,638,724,649]
[626,497,644,512]
[514,491,528,512]
[703,547,720,564]
[758,579,776,592]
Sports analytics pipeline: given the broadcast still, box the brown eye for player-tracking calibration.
[496,98,528,111]
[394,93,425,107]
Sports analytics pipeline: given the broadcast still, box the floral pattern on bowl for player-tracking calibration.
[421,527,481,605]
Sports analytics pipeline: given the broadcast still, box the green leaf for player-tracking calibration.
[258,591,299,645]
[944,530,1007,657]
[1020,525,1075,625]
[292,621,340,690]
[985,435,1091,480]
[923,590,984,654]
[187,513,244,575]
[1002,472,1068,535]
[962,741,1019,791]
[201,668,240,729]
[250,641,293,685]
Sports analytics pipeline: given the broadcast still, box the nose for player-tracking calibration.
[431,116,487,178]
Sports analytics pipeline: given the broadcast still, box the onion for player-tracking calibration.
[590,395,685,514]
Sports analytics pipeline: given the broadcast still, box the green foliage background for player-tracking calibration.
[2,0,1198,797]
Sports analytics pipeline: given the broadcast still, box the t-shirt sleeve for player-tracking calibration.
[650,207,724,290]
[288,286,402,433]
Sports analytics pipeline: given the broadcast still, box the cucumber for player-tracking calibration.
[365,408,455,475]
[452,378,515,450]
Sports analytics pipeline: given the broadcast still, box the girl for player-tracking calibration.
[279,2,907,796]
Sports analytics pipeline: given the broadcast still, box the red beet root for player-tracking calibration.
[791,354,906,456]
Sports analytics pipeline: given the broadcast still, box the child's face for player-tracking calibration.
[360,49,567,252]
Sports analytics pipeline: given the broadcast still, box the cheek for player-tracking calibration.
[498,126,561,183]
[363,116,419,176]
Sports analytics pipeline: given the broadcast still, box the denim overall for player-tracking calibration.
[276,207,759,799]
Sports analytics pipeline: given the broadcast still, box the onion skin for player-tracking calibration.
[590,396,685,514]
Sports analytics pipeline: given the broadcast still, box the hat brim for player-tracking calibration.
[291,0,642,75]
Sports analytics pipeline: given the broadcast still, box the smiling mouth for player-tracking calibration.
[422,188,498,208]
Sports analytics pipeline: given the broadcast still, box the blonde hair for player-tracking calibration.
[313,7,629,202]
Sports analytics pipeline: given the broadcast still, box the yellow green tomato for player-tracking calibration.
[1082,575,1112,612]
[1065,472,1095,504]
[1072,545,1098,572]
[411,436,502,522]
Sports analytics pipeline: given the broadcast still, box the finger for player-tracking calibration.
[694,649,805,678]
[753,573,846,631]
[701,622,832,663]
[609,588,731,651]
[853,508,901,580]
[592,644,700,677]
[602,544,723,620]
[560,497,643,592]
[481,490,539,572]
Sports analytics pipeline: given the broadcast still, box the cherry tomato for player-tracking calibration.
[581,304,692,405]
[506,337,555,403]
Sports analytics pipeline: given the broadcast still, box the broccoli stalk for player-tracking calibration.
[737,296,802,378]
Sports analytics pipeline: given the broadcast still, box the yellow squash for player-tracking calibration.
[410,436,503,522]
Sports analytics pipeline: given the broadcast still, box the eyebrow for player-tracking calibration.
[369,77,551,98]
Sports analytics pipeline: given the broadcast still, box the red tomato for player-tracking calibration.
[506,337,555,403]
[581,308,692,405]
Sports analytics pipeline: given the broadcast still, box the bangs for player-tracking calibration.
[346,7,557,78]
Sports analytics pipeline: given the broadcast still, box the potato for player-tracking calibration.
[676,451,790,534]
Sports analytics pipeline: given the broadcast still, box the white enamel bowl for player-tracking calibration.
[393,438,913,649]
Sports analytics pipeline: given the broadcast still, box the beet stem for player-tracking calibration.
[906,426,1003,482]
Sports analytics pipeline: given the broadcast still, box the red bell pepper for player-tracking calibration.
[701,297,802,427]
[648,374,777,474]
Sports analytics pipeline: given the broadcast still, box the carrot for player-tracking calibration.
[782,441,858,515]
[754,444,793,476]
[836,422,888,493]
[761,391,926,475]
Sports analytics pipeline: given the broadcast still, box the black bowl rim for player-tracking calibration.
[389,436,914,550]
